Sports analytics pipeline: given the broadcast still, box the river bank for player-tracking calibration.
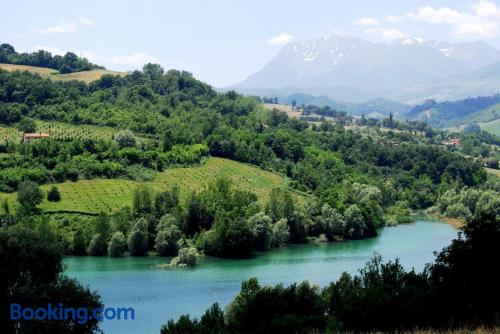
[65,220,457,334]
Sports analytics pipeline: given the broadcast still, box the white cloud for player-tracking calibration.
[79,16,96,26]
[108,52,160,66]
[33,46,64,55]
[75,51,161,68]
[267,33,293,46]
[365,28,408,40]
[29,46,160,69]
[385,15,404,23]
[386,1,500,38]
[32,17,96,34]
[353,17,380,26]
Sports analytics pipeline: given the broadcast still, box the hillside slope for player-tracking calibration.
[0,157,300,214]
[408,95,500,129]
[0,63,124,83]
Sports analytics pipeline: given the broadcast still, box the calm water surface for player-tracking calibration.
[65,220,457,334]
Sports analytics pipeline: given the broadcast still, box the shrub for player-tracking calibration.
[128,230,148,256]
[248,212,272,251]
[445,202,471,219]
[88,233,107,256]
[170,247,198,267]
[17,181,44,213]
[155,225,182,257]
[47,185,61,202]
[108,232,126,257]
[114,130,137,148]
[271,218,290,248]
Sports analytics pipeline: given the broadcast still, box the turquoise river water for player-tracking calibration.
[64,220,457,334]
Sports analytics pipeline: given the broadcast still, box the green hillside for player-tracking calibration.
[0,63,124,83]
[409,95,500,129]
[0,157,299,214]
[480,119,500,136]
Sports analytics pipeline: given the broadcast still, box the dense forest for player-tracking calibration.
[0,43,103,73]
[0,63,495,263]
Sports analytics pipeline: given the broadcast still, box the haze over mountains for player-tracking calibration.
[232,34,500,104]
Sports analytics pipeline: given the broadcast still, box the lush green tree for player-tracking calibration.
[93,213,112,240]
[128,230,148,256]
[344,204,367,239]
[155,224,182,256]
[319,203,345,240]
[17,181,44,213]
[111,206,133,236]
[46,185,61,202]
[248,212,272,251]
[270,218,290,248]
[170,247,198,267]
[88,233,107,256]
[445,202,471,219]
[128,218,149,256]
[72,228,87,255]
[225,278,326,333]
[154,186,180,217]
[17,118,37,132]
[0,228,103,333]
[186,191,213,236]
[108,231,126,257]
[133,186,153,214]
[323,254,430,331]
[203,214,256,258]
[115,129,137,148]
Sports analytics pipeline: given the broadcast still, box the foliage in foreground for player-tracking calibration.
[0,224,102,333]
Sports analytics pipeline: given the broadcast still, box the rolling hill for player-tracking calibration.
[408,95,500,131]
[0,63,124,83]
[0,157,302,215]
[279,93,411,118]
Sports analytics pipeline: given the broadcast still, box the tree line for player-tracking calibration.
[0,43,103,73]
[161,205,499,333]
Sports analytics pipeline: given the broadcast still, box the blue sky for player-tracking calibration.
[1,0,500,86]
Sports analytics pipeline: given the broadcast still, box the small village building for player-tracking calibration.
[23,132,50,142]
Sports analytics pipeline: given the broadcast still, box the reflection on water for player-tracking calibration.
[65,220,457,334]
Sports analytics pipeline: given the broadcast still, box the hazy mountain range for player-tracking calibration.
[230,34,500,104]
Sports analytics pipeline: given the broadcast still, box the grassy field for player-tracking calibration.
[485,167,500,178]
[0,126,22,143]
[480,119,500,136]
[0,121,153,144]
[263,103,302,118]
[0,63,124,83]
[35,121,117,141]
[0,157,299,214]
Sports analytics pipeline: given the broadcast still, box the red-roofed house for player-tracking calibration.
[23,132,50,142]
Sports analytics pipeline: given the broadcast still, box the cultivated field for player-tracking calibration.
[0,63,124,83]
[0,121,151,144]
[0,157,299,214]
[0,126,22,143]
[35,121,117,141]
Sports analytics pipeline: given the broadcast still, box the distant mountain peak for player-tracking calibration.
[232,35,500,102]
[396,37,425,46]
